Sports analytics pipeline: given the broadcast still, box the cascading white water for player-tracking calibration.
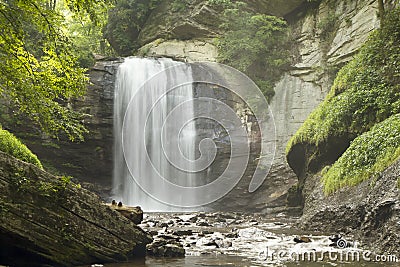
[113,57,197,211]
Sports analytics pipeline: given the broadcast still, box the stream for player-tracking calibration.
[83,212,398,267]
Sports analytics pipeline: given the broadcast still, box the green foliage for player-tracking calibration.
[287,7,400,155]
[216,2,290,101]
[171,0,188,12]
[38,175,74,197]
[397,177,400,189]
[104,0,161,56]
[322,114,400,194]
[0,127,43,168]
[207,0,233,7]
[62,0,114,67]
[287,7,400,193]
[0,0,111,141]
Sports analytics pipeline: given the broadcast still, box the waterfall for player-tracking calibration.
[113,57,197,211]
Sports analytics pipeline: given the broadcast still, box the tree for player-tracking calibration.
[0,0,110,141]
[104,0,161,56]
[216,2,290,101]
[378,0,385,25]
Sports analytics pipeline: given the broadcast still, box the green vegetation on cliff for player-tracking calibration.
[0,128,42,168]
[216,2,290,101]
[286,7,400,193]
[104,0,161,55]
[323,114,400,193]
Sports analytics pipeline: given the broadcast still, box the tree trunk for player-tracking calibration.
[378,0,385,26]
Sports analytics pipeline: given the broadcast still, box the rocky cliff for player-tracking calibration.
[133,0,381,212]
[0,151,151,266]
[299,158,400,255]
[14,0,383,211]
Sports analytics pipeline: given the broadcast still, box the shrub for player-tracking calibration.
[0,127,43,168]
[216,2,290,101]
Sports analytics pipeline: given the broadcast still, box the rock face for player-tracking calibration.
[107,204,144,225]
[136,0,380,212]
[138,39,218,62]
[267,0,380,210]
[0,151,152,266]
[299,159,400,256]
[137,0,307,47]
[6,59,122,198]
[14,0,381,212]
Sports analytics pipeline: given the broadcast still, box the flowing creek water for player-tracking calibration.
[108,57,398,267]
[81,212,398,267]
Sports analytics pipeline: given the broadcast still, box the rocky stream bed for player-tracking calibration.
[81,212,399,267]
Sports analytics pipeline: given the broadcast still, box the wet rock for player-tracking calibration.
[294,236,312,243]
[300,160,400,255]
[219,213,236,220]
[148,230,159,236]
[197,220,211,227]
[173,230,193,236]
[106,204,144,225]
[157,234,180,241]
[0,152,151,266]
[196,237,218,247]
[215,217,227,223]
[146,241,185,257]
[201,230,214,235]
[190,216,198,223]
[159,222,169,228]
[225,232,239,239]
[215,239,233,248]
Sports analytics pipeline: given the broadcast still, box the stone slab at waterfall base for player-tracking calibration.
[106,204,144,225]
[0,151,152,267]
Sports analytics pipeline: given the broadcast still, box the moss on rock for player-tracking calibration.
[0,127,42,168]
[286,7,400,188]
[322,114,400,194]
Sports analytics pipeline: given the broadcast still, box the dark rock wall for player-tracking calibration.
[4,60,122,197]
[299,159,400,256]
[0,151,151,267]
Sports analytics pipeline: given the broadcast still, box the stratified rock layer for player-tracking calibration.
[0,151,152,267]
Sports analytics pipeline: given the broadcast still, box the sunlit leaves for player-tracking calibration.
[0,0,109,141]
[0,126,43,168]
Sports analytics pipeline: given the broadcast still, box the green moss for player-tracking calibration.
[397,177,400,189]
[322,114,400,194]
[286,7,400,193]
[286,7,400,156]
[0,127,43,168]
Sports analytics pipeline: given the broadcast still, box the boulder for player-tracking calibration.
[146,238,185,257]
[0,151,152,266]
[106,203,144,225]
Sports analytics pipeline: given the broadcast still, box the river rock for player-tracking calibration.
[146,239,185,257]
[173,230,193,236]
[215,239,233,248]
[0,151,152,266]
[106,203,144,224]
